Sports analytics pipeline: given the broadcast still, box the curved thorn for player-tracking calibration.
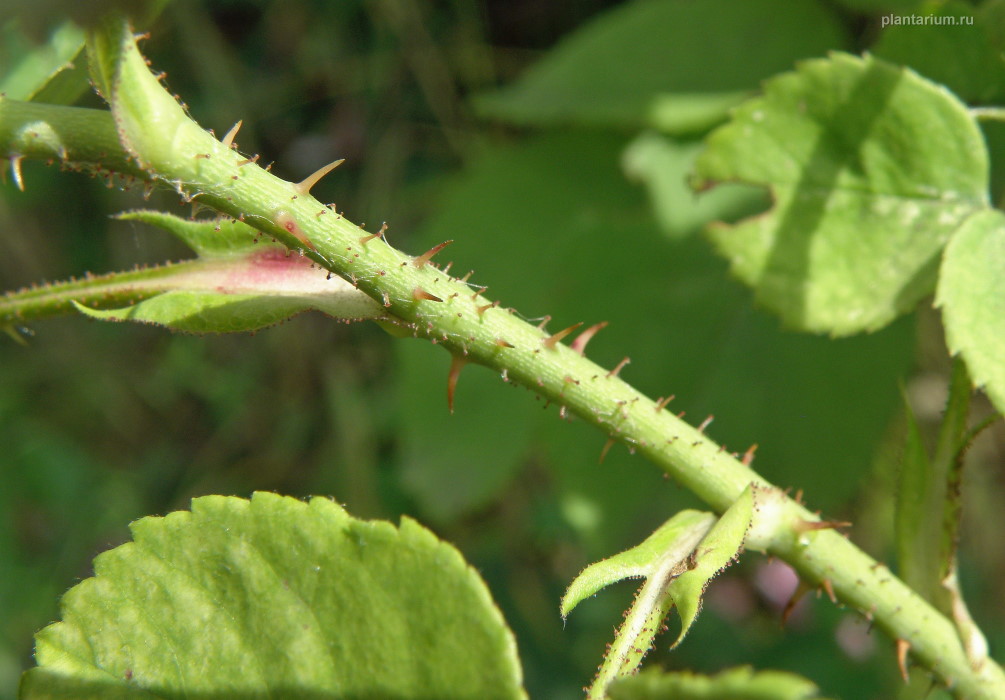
[10,155,25,191]
[447,355,468,414]
[820,578,837,604]
[794,519,853,534]
[896,639,911,682]
[570,321,608,355]
[543,322,583,350]
[221,120,243,149]
[782,579,812,625]
[477,300,500,316]
[413,240,454,268]
[742,443,758,465]
[294,158,345,196]
[495,338,514,348]
[413,287,443,302]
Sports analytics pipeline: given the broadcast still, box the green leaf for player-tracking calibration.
[937,209,1005,414]
[474,0,848,133]
[20,493,526,699]
[693,52,989,335]
[871,1,1005,104]
[608,666,828,700]
[561,510,716,619]
[622,132,769,240]
[667,487,752,647]
[0,20,88,103]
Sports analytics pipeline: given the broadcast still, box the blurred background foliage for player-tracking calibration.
[1,0,1004,698]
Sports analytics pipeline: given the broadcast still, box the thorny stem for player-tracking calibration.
[1,17,1003,699]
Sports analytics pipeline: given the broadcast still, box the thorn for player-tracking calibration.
[221,120,242,149]
[413,240,453,268]
[742,444,758,465]
[477,300,500,316]
[10,154,24,191]
[543,322,583,350]
[697,415,714,433]
[382,291,391,307]
[794,519,852,534]
[495,338,514,348]
[782,579,812,625]
[294,159,345,196]
[607,356,630,378]
[413,287,443,302]
[570,321,608,355]
[896,639,910,682]
[536,315,552,331]
[599,437,616,464]
[820,578,837,603]
[655,395,675,412]
[447,355,467,414]
[237,154,260,167]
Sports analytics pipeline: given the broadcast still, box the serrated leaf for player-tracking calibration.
[474,0,847,133]
[561,510,715,619]
[608,666,828,700]
[667,487,752,647]
[20,492,526,699]
[937,209,1005,414]
[622,132,768,240]
[693,52,989,335]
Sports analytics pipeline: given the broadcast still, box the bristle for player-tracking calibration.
[447,355,467,414]
[294,159,345,196]
[413,287,443,302]
[697,415,714,433]
[655,395,675,412]
[543,322,583,350]
[477,300,500,316]
[607,356,630,378]
[536,315,552,331]
[794,519,852,534]
[413,240,454,268]
[742,444,758,465]
[570,321,608,355]
[599,437,616,464]
[221,120,242,149]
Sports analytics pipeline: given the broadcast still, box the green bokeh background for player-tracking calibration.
[2,1,1004,698]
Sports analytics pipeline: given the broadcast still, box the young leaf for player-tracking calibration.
[0,211,384,334]
[607,666,828,700]
[561,510,716,619]
[666,486,753,647]
[0,20,88,104]
[20,493,526,699]
[474,0,847,132]
[692,52,989,336]
[936,209,1005,415]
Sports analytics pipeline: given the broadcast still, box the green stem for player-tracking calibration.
[2,16,1003,698]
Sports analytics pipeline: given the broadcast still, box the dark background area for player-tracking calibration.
[2,1,1004,698]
